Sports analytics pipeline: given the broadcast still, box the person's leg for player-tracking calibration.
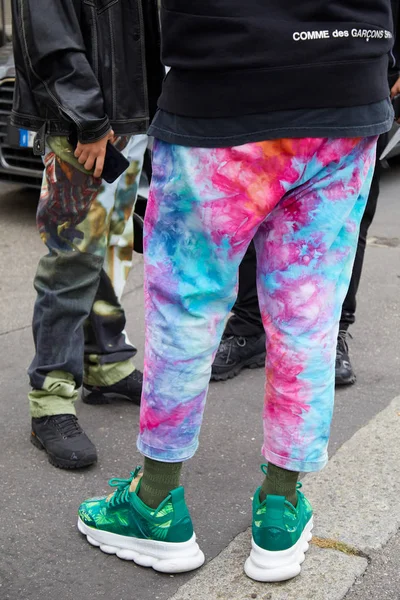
[82,135,148,404]
[226,241,263,336]
[29,150,121,468]
[336,132,387,385]
[211,241,266,381]
[78,138,314,570]
[244,136,377,582]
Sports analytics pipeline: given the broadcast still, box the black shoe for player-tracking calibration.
[211,334,266,381]
[82,369,143,406]
[31,414,97,469]
[335,330,356,386]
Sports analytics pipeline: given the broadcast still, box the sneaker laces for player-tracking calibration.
[108,467,142,508]
[337,330,352,357]
[224,335,247,347]
[129,369,143,385]
[53,414,83,439]
[219,335,234,348]
[218,335,247,359]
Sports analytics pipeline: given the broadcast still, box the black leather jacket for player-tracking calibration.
[10,0,163,144]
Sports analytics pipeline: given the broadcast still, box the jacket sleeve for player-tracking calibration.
[14,0,111,143]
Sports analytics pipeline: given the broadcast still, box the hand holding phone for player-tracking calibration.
[70,130,130,183]
[74,130,114,178]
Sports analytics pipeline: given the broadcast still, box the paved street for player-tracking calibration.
[0,162,399,600]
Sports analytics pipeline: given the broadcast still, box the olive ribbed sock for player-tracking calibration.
[138,457,183,509]
[259,463,299,507]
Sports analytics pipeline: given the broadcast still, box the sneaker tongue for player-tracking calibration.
[129,472,143,493]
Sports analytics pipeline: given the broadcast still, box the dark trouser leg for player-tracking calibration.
[340,133,387,330]
[224,240,264,337]
[83,269,137,386]
[29,235,105,417]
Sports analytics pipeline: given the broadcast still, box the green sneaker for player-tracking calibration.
[245,480,313,582]
[77,467,205,573]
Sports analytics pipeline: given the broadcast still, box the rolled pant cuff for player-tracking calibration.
[137,437,198,462]
[29,393,77,418]
[84,359,135,387]
[262,446,328,473]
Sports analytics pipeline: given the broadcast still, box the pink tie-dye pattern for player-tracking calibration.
[138,136,377,470]
[140,393,204,433]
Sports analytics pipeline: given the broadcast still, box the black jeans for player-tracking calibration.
[224,134,386,338]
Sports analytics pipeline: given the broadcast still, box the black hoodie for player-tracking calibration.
[390,0,400,84]
[158,0,394,118]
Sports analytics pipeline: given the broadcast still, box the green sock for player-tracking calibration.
[259,463,299,507]
[138,457,183,509]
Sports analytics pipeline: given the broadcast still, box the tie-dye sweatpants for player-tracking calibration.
[29,135,148,418]
[138,136,377,473]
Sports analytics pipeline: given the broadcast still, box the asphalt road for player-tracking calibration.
[0,163,399,600]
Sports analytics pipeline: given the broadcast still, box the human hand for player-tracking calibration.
[390,76,400,99]
[74,129,114,178]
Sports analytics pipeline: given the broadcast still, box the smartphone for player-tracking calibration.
[68,131,130,183]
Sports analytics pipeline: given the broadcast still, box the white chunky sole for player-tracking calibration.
[77,518,205,573]
[244,516,313,582]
